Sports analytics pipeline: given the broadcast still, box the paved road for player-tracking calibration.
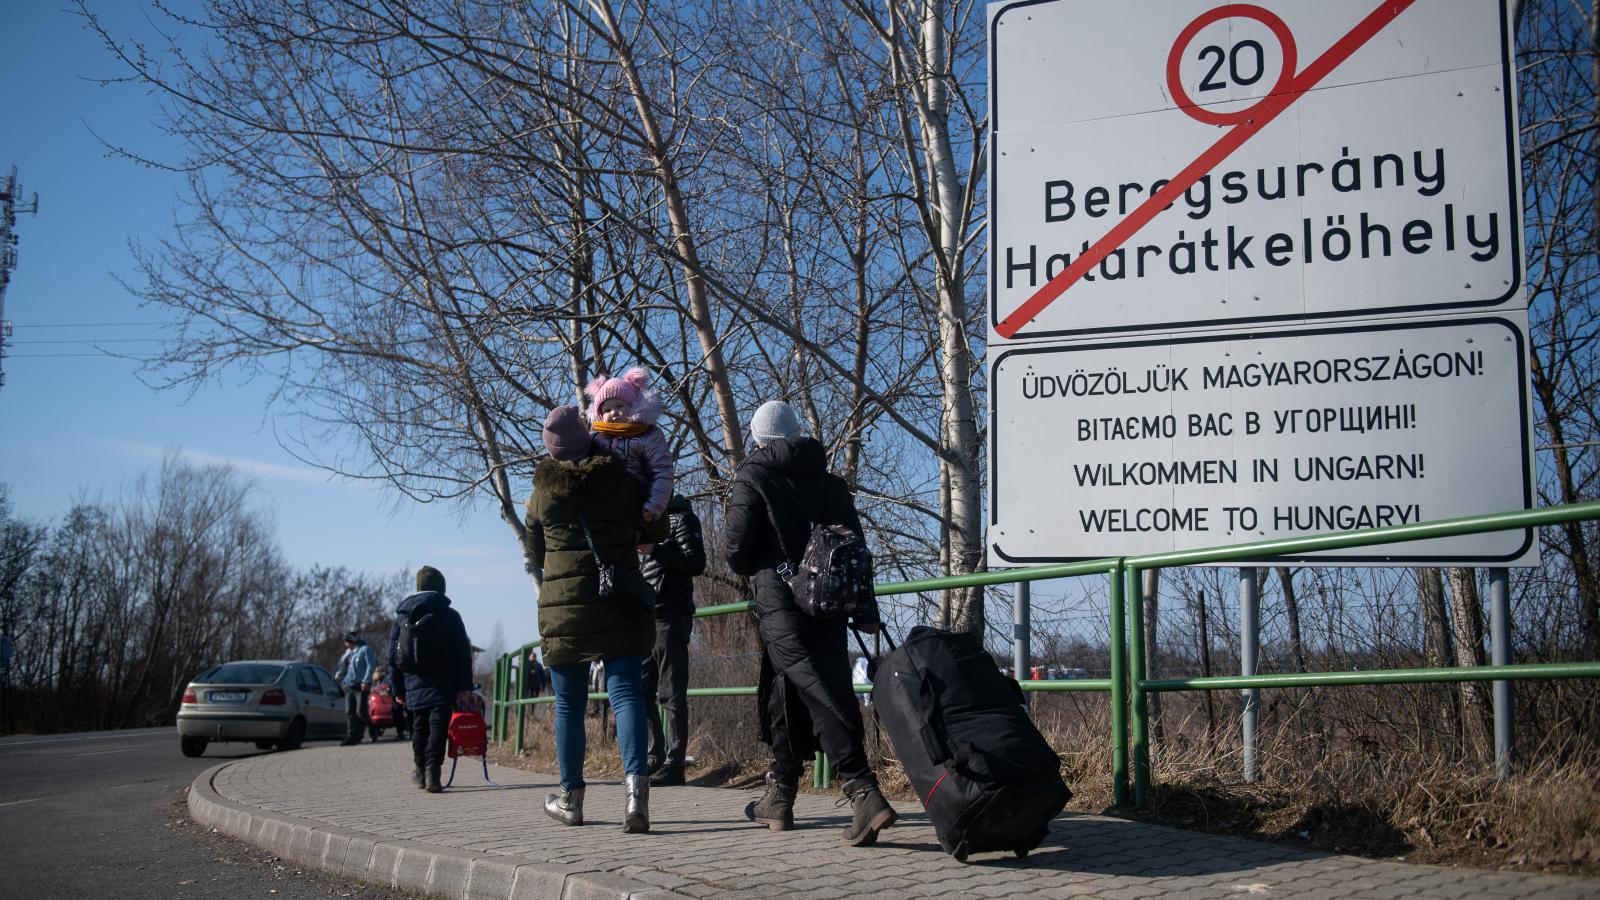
[0,727,413,899]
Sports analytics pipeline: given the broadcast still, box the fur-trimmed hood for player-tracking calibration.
[533,449,624,496]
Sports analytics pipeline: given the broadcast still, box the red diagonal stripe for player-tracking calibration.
[994,0,1419,339]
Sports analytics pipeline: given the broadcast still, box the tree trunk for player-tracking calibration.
[1274,567,1309,673]
[901,0,984,637]
[1448,567,1494,762]
[1194,588,1217,749]
[1419,567,1459,743]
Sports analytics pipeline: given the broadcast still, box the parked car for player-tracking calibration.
[177,660,346,757]
[367,681,408,740]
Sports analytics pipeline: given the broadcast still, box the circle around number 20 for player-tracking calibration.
[1166,4,1299,127]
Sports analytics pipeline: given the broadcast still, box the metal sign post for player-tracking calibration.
[1489,567,1514,777]
[1239,569,1261,782]
[1014,581,1032,708]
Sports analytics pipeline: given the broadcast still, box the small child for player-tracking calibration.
[586,368,675,531]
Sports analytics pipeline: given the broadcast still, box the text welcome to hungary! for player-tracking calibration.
[1079,504,1423,533]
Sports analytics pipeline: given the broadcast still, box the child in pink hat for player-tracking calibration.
[585,368,675,532]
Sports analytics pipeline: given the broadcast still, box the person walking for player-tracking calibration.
[725,400,898,845]
[640,493,707,786]
[334,631,377,745]
[387,566,474,793]
[526,405,656,832]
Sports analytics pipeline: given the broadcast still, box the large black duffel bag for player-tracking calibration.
[869,625,1070,861]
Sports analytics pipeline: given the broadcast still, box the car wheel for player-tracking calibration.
[277,717,306,751]
[254,740,276,750]
[180,736,208,758]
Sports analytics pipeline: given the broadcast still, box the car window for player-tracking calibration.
[201,663,286,684]
[314,668,344,697]
[295,668,322,695]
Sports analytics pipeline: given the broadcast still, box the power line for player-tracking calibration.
[5,353,161,359]
[9,322,171,328]
[8,338,163,344]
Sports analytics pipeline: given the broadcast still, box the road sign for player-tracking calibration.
[989,315,1537,565]
[989,0,1522,343]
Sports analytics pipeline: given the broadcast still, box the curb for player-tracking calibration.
[187,760,685,900]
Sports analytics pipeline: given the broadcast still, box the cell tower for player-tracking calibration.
[0,167,41,390]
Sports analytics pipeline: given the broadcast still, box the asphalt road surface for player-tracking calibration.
[0,727,416,899]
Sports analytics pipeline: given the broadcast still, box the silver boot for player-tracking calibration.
[543,786,585,826]
[623,774,650,833]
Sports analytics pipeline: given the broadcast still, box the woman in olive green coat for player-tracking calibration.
[526,405,655,832]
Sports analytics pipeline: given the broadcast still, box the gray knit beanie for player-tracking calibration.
[750,400,805,445]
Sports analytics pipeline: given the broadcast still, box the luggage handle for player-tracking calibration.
[854,627,949,768]
[850,627,897,677]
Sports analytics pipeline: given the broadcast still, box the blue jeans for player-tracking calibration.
[549,654,647,791]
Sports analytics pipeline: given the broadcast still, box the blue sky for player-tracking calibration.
[1,2,529,654]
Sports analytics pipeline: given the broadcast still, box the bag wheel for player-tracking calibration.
[1013,848,1029,859]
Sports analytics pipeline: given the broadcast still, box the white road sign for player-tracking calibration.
[989,0,1522,343]
[988,315,1537,565]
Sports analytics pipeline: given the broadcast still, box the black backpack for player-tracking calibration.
[758,475,876,620]
[396,604,449,674]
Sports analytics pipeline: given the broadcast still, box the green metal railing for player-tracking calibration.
[492,500,1600,806]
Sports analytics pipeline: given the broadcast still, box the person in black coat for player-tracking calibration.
[388,565,474,793]
[640,493,707,785]
[725,400,897,846]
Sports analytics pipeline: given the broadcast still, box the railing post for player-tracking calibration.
[814,751,831,789]
[1128,565,1150,807]
[1109,560,1129,805]
[1240,568,1260,783]
[515,653,526,754]
[499,655,510,743]
[1490,567,1514,778]
[491,655,504,743]
[1014,580,1032,708]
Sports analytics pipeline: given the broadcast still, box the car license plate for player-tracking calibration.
[208,691,249,702]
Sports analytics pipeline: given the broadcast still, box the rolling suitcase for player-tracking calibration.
[869,625,1070,861]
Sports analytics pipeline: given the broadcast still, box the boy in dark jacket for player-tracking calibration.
[725,400,897,846]
[640,493,707,785]
[388,565,474,793]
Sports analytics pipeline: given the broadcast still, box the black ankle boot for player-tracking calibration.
[425,764,443,793]
[744,772,797,831]
[841,778,897,846]
[411,765,425,788]
[649,765,685,787]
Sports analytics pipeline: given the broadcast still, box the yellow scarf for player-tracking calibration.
[593,420,649,438]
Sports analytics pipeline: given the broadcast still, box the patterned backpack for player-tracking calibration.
[760,475,877,620]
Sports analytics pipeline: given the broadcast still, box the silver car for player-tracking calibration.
[177,660,348,756]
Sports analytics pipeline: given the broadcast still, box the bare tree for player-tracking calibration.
[1447,568,1494,761]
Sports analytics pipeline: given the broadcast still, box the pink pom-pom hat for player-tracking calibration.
[584,367,661,424]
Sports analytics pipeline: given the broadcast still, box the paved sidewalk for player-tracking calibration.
[189,743,1595,900]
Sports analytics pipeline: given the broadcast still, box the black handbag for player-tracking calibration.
[576,510,657,615]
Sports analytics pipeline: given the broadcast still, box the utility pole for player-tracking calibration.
[1,167,42,393]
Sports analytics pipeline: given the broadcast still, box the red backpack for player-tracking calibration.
[443,710,497,788]
[447,710,488,758]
